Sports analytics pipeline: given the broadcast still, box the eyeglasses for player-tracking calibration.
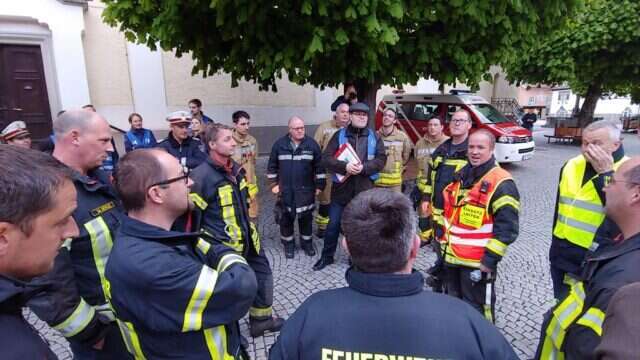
[147,171,189,190]
[451,118,470,124]
[609,176,640,186]
[289,126,305,131]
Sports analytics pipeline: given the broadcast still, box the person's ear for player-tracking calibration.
[147,186,164,205]
[70,130,80,146]
[340,236,350,257]
[0,223,13,257]
[409,234,420,260]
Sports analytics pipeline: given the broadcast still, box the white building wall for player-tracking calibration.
[0,0,90,111]
[551,89,640,121]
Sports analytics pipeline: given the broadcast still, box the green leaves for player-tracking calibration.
[102,0,579,92]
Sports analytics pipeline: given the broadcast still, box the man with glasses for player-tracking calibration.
[157,111,207,170]
[419,109,472,292]
[537,156,640,360]
[414,115,449,245]
[313,102,386,271]
[549,120,628,301]
[189,124,285,338]
[375,108,412,193]
[105,149,257,359]
[267,116,325,259]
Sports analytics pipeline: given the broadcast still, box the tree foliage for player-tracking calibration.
[102,0,577,95]
[505,0,640,111]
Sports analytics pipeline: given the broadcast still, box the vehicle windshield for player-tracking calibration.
[470,104,512,124]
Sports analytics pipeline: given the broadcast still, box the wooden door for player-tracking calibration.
[0,44,52,143]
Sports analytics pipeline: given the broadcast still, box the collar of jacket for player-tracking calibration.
[119,215,200,246]
[0,274,45,312]
[345,268,424,297]
[286,134,310,148]
[205,156,241,177]
[130,128,148,135]
[589,232,640,263]
[345,124,371,137]
[232,130,253,146]
[71,168,112,193]
[455,156,498,188]
[377,126,397,138]
[167,132,194,148]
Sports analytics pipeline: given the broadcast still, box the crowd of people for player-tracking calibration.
[1,91,640,360]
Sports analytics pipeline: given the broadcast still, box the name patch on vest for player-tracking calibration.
[90,201,116,217]
[459,204,485,229]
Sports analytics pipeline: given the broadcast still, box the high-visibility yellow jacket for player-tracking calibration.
[375,127,412,187]
[415,135,449,193]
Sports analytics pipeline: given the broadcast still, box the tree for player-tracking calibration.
[505,0,640,127]
[102,0,578,116]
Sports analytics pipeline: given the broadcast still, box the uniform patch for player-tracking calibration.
[459,204,485,229]
[90,201,116,217]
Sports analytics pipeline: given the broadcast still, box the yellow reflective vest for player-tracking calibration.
[553,155,628,250]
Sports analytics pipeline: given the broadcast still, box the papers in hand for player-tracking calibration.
[334,142,361,183]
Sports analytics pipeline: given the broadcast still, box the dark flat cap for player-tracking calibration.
[349,102,370,114]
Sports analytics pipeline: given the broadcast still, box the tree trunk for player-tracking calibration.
[577,83,602,128]
[354,79,381,127]
[572,95,581,116]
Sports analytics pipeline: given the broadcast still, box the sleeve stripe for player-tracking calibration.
[182,266,218,332]
[216,253,247,273]
[196,238,211,254]
[266,174,277,179]
[576,307,605,336]
[53,298,96,337]
[486,238,508,257]
[492,195,520,212]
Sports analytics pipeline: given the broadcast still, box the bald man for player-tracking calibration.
[267,116,325,259]
[29,109,129,358]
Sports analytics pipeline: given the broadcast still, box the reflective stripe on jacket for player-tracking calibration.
[375,127,412,187]
[231,132,259,198]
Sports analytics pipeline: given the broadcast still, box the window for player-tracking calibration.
[469,104,511,124]
[558,90,571,104]
[396,103,439,121]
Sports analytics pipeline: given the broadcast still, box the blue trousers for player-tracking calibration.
[320,202,345,260]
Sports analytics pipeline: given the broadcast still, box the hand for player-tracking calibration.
[271,185,279,195]
[584,144,613,174]
[479,264,493,273]
[315,189,322,196]
[346,162,363,175]
[420,201,431,216]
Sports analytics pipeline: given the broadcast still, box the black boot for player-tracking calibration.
[313,257,334,271]
[249,317,285,338]
[282,241,295,259]
[315,227,326,239]
[301,238,316,257]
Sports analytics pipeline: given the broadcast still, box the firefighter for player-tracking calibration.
[231,110,260,222]
[313,103,350,238]
[27,109,129,358]
[0,146,78,359]
[536,157,640,360]
[441,130,520,322]
[414,115,449,244]
[106,149,257,359]
[267,116,325,259]
[270,189,518,360]
[375,108,412,192]
[550,120,628,300]
[313,102,386,271]
[419,109,472,292]
[157,111,207,170]
[189,123,284,337]
[1,120,32,148]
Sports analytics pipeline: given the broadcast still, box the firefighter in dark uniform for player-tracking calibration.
[106,149,257,359]
[537,157,640,360]
[270,189,518,360]
[0,146,79,360]
[156,111,207,170]
[419,109,472,291]
[27,110,129,358]
[267,116,325,259]
[189,124,285,338]
[441,130,520,323]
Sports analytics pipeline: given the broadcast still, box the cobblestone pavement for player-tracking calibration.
[31,126,640,360]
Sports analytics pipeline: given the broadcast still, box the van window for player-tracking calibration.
[470,104,511,124]
[396,103,439,121]
[446,105,464,123]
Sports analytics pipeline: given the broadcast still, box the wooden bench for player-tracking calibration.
[544,134,578,144]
